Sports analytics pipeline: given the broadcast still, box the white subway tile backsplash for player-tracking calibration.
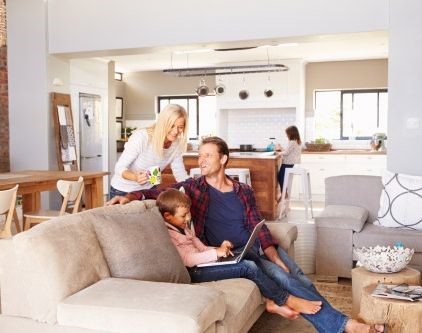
[221,108,296,148]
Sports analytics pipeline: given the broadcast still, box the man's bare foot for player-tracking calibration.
[285,295,322,314]
[344,319,385,333]
[264,298,299,320]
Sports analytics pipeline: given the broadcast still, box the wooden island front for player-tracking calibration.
[161,153,281,220]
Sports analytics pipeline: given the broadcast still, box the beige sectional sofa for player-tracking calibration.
[0,201,298,333]
[315,175,422,279]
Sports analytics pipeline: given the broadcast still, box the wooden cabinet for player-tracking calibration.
[161,155,281,220]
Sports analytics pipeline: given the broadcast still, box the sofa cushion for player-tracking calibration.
[11,213,110,324]
[57,278,226,333]
[197,278,264,333]
[91,210,190,283]
[354,223,422,252]
[375,170,422,230]
[315,205,369,232]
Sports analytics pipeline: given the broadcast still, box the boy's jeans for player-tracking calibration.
[188,259,289,306]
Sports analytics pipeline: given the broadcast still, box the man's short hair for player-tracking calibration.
[200,136,230,166]
[156,188,191,216]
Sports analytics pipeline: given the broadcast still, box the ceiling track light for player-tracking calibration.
[163,64,288,77]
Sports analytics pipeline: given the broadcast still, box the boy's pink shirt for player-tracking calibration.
[165,222,217,267]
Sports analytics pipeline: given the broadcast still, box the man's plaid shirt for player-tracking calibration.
[131,176,278,250]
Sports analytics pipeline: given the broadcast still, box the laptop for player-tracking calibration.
[197,219,265,267]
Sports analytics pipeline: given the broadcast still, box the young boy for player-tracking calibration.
[156,188,322,320]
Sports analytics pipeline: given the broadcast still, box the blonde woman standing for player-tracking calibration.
[110,104,189,199]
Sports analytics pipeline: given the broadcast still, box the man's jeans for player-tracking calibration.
[188,259,289,306]
[255,247,349,333]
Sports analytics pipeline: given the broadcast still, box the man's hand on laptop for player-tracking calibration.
[216,240,234,258]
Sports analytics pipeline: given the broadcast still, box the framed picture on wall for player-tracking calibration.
[116,121,123,140]
[115,97,123,119]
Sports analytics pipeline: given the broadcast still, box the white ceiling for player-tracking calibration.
[101,31,389,73]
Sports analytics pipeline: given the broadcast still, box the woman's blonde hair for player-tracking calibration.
[147,104,188,157]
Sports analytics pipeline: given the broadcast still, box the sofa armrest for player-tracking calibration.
[315,205,369,232]
[266,222,298,252]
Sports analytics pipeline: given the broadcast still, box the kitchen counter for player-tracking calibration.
[161,153,282,220]
[302,149,386,155]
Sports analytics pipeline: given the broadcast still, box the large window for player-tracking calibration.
[158,95,216,139]
[315,89,388,140]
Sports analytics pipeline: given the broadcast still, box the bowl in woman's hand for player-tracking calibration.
[354,245,414,273]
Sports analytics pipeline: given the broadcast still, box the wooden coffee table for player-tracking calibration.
[359,284,422,333]
[351,266,421,318]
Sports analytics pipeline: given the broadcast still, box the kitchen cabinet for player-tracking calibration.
[290,152,387,201]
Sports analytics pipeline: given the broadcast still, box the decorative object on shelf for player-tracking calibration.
[195,78,209,97]
[354,245,414,273]
[370,132,387,152]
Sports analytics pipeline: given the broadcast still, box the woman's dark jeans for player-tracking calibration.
[109,186,129,200]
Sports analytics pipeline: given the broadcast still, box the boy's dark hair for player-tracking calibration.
[156,188,191,217]
[285,125,302,145]
[200,136,230,166]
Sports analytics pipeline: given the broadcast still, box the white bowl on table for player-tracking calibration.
[354,245,414,273]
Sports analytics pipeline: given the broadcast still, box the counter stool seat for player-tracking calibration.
[279,166,313,220]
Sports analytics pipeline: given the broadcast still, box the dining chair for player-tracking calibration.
[23,176,84,231]
[0,185,20,238]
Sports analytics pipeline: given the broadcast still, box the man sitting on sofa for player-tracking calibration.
[108,136,385,333]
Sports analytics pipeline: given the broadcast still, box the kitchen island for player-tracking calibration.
[160,152,281,220]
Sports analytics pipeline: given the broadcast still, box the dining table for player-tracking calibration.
[0,170,110,214]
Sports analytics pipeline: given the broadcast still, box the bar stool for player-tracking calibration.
[189,168,251,185]
[279,166,313,220]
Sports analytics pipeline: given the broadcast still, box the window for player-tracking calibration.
[315,89,388,140]
[158,95,216,139]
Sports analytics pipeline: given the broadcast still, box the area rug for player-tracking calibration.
[249,281,352,333]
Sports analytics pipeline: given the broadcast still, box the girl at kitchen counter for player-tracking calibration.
[110,104,190,199]
[157,188,323,320]
[275,125,302,202]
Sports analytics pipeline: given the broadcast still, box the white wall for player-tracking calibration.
[388,0,422,176]
[47,0,388,55]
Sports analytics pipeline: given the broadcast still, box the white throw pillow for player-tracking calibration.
[374,170,422,230]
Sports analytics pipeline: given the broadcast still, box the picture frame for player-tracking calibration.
[116,121,123,140]
[115,97,123,119]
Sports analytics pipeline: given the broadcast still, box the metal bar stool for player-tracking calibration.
[279,166,313,220]
[189,168,251,185]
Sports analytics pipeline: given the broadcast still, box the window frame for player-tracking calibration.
[157,95,200,137]
[315,88,388,140]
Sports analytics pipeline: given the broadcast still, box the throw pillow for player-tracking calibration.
[91,210,191,283]
[374,170,422,230]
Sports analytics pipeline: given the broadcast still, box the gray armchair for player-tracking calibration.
[315,175,422,278]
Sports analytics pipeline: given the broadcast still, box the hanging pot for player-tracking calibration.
[239,89,249,100]
[264,89,274,98]
[196,79,209,97]
[214,84,226,95]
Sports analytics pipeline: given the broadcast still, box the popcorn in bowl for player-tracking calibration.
[354,245,414,273]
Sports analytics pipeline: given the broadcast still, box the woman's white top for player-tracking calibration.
[111,129,189,192]
[280,140,301,164]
